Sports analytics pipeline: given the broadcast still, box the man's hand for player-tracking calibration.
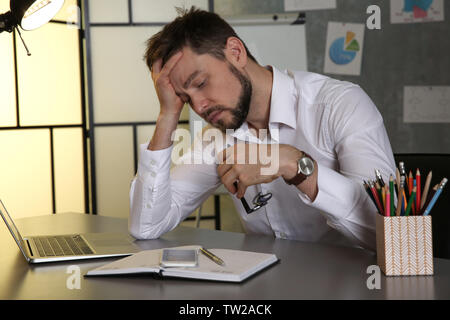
[217,143,318,201]
[148,51,185,151]
[151,51,185,116]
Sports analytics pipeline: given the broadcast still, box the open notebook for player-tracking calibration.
[85,245,279,283]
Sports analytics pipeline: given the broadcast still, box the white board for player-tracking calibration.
[404,86,450,123]
[233,24,307,72]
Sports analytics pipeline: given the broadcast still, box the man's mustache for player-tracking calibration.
[201,105,229,120]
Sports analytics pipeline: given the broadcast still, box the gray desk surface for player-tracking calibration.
[1,212,450,300]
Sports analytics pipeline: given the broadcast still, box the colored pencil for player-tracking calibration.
[395,176,405,216]
[420,171,432,211]
[389,175,395,217]
[369,181,384,215]
[404,186,416,216]
[385,187,391,217]
[423,178,448,216]
[363,181,375,204]
[416,169,421,215]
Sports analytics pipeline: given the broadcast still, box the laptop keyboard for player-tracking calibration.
[31,235,94,257]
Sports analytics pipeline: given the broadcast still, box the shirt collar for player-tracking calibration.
[230,66,297,143]
[268,66,297,130]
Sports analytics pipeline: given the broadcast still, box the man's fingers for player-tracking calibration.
[160,51,183,77]
[236,181,248,199]
[220,169,238,194]
[151,59,163,78]
[217,163,233,179]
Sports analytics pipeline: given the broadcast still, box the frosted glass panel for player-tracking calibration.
[91,26,163,123]
[53,0,79,23]
[0,130,52,218]
[95,126,134,218]
[132,0,209,23]
[137,125,156,147]
[88,0,129,23]
[0,33,16,127]
[16,23,82,126]
[0,0,9,11]
[53,128,85,213]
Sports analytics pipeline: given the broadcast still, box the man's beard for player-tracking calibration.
[202,63,252,132]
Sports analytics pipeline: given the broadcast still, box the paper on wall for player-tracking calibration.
[390,0,445,24]
[404,86,450,123]
[284,0,336,11]
[323,22,365,76]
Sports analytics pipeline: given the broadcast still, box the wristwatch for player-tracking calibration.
[284,152,315,186]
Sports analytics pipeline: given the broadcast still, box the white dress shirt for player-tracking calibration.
[129,67,396,251]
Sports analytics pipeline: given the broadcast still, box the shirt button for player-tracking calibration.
[150,172,156,177]
[146,203,152,209]
[280,232,287,239]
[150,160,156,166]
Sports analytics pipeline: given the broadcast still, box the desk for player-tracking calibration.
[1,212,450,300]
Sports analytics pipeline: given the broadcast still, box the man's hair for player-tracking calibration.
[143,7,257,71]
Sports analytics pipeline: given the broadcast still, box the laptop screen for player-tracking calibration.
[0,199,26,252]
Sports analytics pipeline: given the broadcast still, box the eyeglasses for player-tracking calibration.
[234,182,272,214]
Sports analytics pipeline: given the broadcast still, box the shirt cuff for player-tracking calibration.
[137,142,173,186]
[297,162,363,223]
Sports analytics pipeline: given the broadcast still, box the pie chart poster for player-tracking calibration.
[324,22,365,76]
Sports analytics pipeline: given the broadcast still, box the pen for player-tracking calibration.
[423,178,448,216]
[200,247,225,266]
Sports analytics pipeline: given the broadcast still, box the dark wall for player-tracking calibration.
[305,0,450,153]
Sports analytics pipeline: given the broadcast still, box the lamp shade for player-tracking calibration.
[10,0,64,30]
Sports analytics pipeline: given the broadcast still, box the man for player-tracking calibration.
[129,7,395,251]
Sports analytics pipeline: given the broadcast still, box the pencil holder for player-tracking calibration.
[375,214,433,276]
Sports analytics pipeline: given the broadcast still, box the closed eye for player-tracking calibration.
[197,79,207,89]
[176,92,191,104]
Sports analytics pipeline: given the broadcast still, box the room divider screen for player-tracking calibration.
[0,0,87,218]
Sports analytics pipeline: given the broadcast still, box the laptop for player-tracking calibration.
[0,199,141,263]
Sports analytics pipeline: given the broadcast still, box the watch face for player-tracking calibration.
[298,157,314,176]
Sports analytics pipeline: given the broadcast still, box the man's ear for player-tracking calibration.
[224,36,248,68]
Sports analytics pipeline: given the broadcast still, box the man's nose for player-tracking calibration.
[191,94,209,115]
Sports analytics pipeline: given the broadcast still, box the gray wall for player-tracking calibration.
[305,0,450,154]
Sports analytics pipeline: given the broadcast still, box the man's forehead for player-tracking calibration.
[170,48,202,84]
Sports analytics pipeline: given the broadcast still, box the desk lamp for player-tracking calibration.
[0,0,64,32]
[0,0,64,55]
